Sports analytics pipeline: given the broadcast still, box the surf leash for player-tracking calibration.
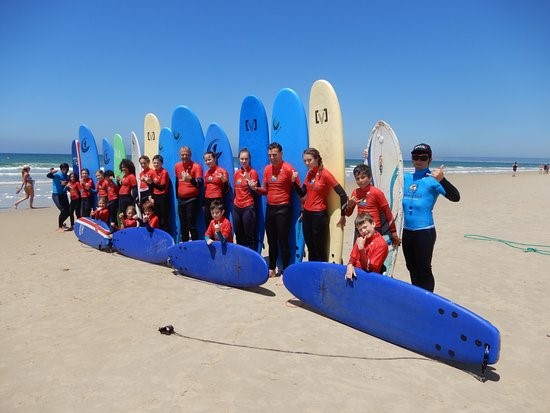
[464,234,550,255]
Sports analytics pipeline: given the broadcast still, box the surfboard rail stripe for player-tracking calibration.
[76,217,112,238]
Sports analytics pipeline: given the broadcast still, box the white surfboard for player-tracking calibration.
[308,79,346,264]
[366,120,404,276]
[143,113,160,159]
[131,131,143,216]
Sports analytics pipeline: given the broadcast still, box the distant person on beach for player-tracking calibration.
[175,146,203,242]
[146,154,170,232]
[117,159,138,216]
[345,163,401,247]
[233,148,260,250]
[251,142,299,277]
[14,165,34,209]
[66,172,82,230]
[79,168,94,217]
[345,213,388,279]
[47,163,70,232]
[203,150,229,228]
[91,197,110,225]
[293,147,347,262]
[204,200,233,245]
[512,161,518,177]
[402,143,460,292]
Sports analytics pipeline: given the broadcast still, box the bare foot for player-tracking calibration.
[269,269,277,278]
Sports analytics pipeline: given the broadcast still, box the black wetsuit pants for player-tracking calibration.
[402,227,437,292]
[303,209,328,262]
[266,204,291,271]
[233,204,257,250]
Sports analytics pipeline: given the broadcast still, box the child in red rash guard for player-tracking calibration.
[345,213,388,279]
[204,200,232,245]
[92,197,110,225]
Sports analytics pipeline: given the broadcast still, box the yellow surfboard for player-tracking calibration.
[308,79,346,264]
[143,113,160,158]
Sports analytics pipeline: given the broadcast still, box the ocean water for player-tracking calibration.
[1,152,548,210]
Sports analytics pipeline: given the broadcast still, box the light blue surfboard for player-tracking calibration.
[112,227,174,264]
[102,137,114,172]
[79,125,101,180]
[71,139,81,179]
[283,262,501,366]
[74,217,112,250]
[271,88,308,265]
[204,123,234,224]
[239,95,269,254]
[158,127,181,242]
[171,106,206,239]
[167,241,268,288]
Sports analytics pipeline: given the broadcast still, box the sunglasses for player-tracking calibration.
[412,154,430,161]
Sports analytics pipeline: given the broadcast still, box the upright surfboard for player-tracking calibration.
[171,106,206,238]
[366,120,404,276]
[79,125,101,180]
[71,139,81,179]
[112,227,174,265]
[74,217,112,250]
[158,127,181,242]
[204,123,234,223]
[102,137,114,172]
[143,113,161,159]
[131,131,143,216]
[271,88,308,265]
[113,133,126,179]
[167,241,268,288]
[284,262,501,366]
[308,79,346,264]
[239,95,269,254]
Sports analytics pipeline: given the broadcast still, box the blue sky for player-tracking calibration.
[1,0,549,158]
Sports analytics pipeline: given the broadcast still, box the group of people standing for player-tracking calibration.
[44,140,459,293]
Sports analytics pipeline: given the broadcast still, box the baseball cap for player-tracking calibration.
[411,143,432,156]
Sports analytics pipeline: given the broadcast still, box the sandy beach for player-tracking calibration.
[1,171,549,412]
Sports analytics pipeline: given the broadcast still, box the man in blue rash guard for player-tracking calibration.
[402,144,460,292]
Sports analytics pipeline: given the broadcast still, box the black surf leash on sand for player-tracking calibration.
[464,234,550,255]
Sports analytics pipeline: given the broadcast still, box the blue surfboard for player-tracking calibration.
[204,123,234,223]
[112,227,174,264]
[171,106,207,239]
[158,127,181,242]
[239,95,269,254]
[102,137,114,172]
[79,125,101,180]
[71,139,81,179]
[283,262,501,365]
[74,217,112,250]
[271,88,308,265]
[167,241,268,287]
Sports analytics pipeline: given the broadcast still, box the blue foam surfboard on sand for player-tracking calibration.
[283,262,500,365]
[271,88,308,264]
[204,123,234,223]
[171,106,207,239]
[158,127,181,242]
[167,241,268,288]
[239,95,269,254]
[102,137,114,172]
[74,217,112,250]
[112,227,175,264]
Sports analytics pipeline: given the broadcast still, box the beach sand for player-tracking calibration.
[1,172,549,412]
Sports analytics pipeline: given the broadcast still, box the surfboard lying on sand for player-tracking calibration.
[112,227,174,264]
[167,241,268,287]
[366,120,404,276]
[283,261,500,365]
[74,217,112,250]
